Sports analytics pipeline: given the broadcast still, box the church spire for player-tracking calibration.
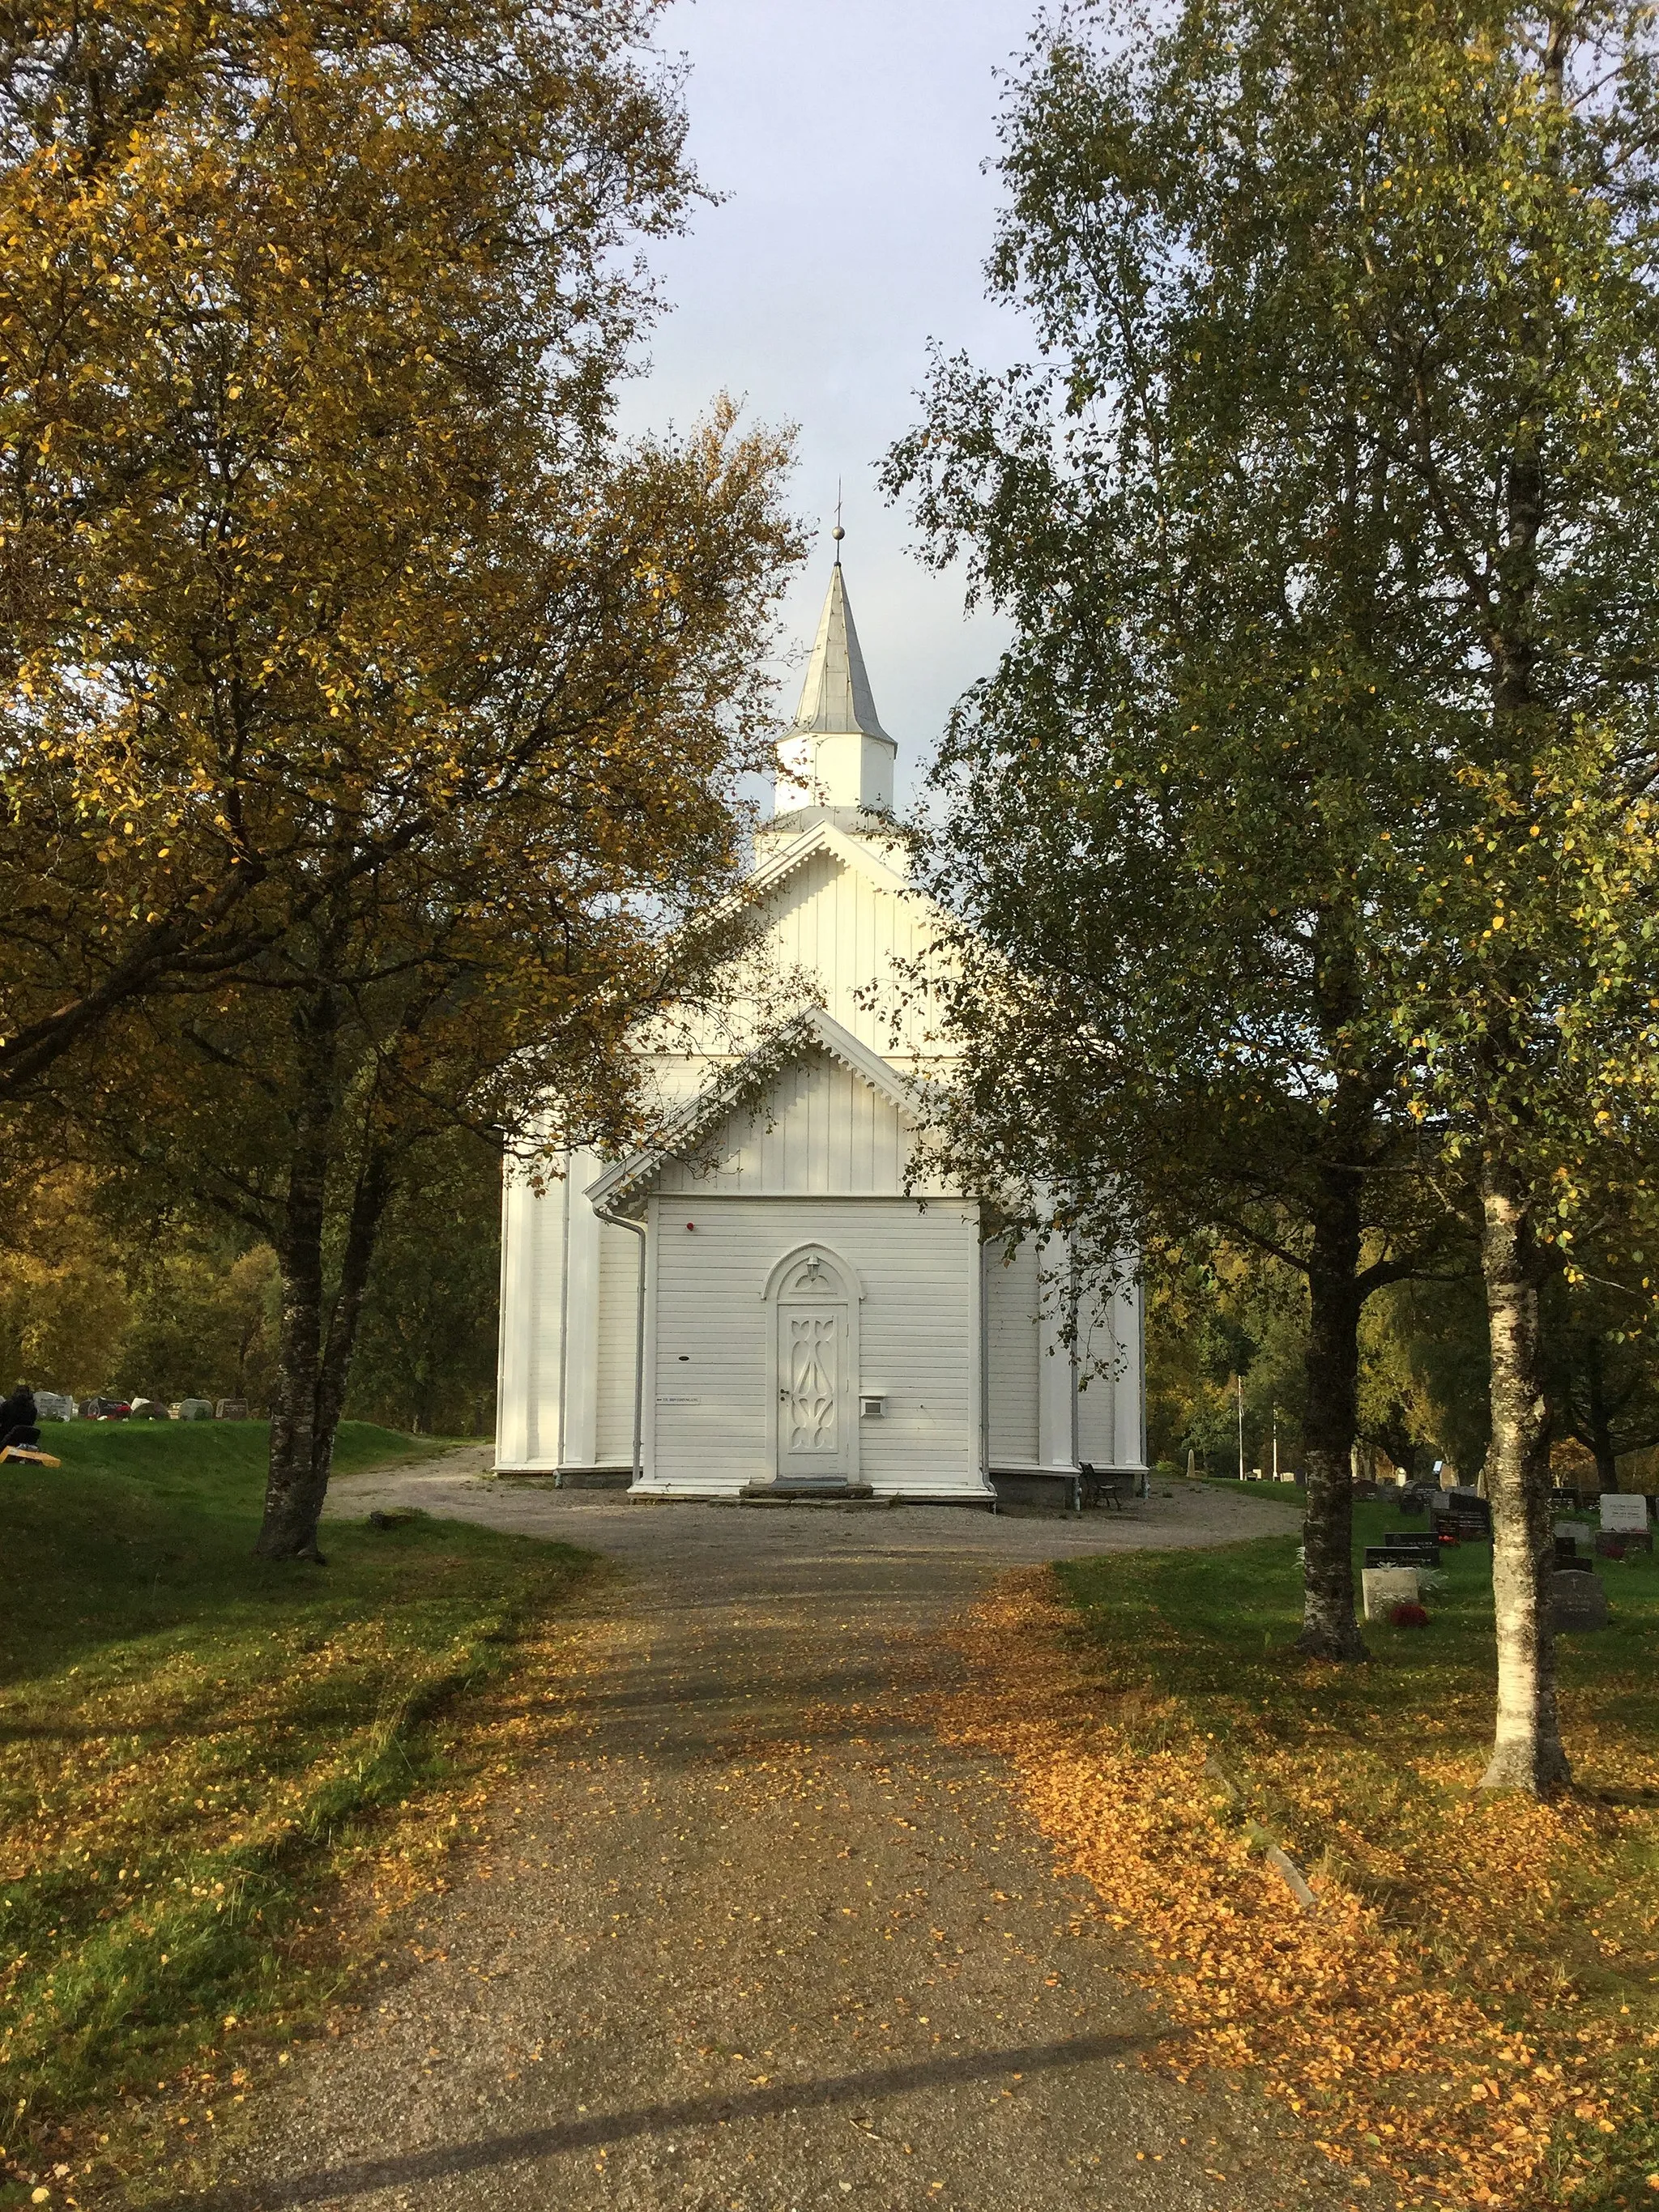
[789,543,890,742]
[774,528,897,820]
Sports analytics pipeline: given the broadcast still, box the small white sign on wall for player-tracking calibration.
[1600,1493,1649,1533]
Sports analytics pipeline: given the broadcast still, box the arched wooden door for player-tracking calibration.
[767,1247,858,1484]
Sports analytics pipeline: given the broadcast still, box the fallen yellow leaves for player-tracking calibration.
[936,1569,1641,2210]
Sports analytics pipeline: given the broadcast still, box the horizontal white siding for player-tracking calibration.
[646,1196,982,1494]
[985,1236,1039,1465]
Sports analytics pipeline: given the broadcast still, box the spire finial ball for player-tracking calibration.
[832,526,845,541]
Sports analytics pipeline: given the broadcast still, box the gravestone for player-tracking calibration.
[32,1391,73,1422]
[177,1398,214,1421]
[1550,1571,1609,1631]
[1439,1491,1491,1542]
[1362,1564,1420,1622]
[1553,1519,1590,1553]
[215,1399,249,1421]
[1379,1535,1440,1569]
[1600,1493,1650,1534]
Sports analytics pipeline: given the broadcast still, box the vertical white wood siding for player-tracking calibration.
[1076,1270,1146,1469]
[984,1236,1040,1466]
[595,1219,641,1467]
[652,1049,913,1197]
[494,1162,567,1471]
[659,837,951,1068]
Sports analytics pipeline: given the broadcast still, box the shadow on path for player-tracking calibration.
[180,1470,1332,2212]
[180,2032,1155,2210]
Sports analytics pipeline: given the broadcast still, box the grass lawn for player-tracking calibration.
[1196,1473,1315,1502]
[0,1421,599,2206]
[1051,1499,1659,2209]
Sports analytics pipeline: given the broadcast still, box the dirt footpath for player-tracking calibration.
[192,1468,1340,2212]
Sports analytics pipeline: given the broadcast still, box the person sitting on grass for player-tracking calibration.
[0,1378,40,1450]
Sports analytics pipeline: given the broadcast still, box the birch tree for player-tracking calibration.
[887,6,1461,1663]
[1300,0,1659,1791]
[893,0,1659,1781]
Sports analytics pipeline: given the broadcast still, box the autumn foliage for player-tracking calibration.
[939,1562,1659,2209]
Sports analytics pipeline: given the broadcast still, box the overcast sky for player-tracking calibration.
[616,0,1037,811]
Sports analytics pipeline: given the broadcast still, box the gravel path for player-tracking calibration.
[190,1463,1339,2212]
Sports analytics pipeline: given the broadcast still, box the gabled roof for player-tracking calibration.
[747,815,919,906]
[789,558,890,740]
[585,1007,932,1217]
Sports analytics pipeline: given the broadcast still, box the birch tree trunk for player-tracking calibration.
[312,1150,394,1502]
[254,989,395,1562]
[257,990,339,1561]
[1478,1156,1571,1793]
[1299,1171,1368,1660]
[256,1144,394,1560]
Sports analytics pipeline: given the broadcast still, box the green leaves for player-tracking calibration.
[893,0,1659,1290]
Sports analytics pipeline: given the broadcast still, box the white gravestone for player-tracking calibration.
[1362,1565,1420,1622]
[33,1391,74,1421]
[1600,1494,1649,1534]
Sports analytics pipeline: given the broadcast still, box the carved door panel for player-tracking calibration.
[777,1304,847,1479]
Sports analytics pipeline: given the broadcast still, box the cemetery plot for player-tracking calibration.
[1043,1494,1659,2212]
[1597,1530,1654,1558]
[1431,1493,1493,1543]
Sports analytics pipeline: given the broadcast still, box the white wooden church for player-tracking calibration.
[494,546,1146,1505]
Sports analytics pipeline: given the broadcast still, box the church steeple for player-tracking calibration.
[774,535,898,823]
